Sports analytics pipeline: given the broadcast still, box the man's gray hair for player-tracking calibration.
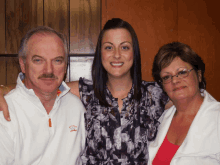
[18,26,68,63]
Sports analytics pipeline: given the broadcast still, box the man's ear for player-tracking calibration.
[197,70,202,82]
[19,57,26,73]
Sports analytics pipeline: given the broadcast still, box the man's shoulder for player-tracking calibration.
[0,92,19,130]
[4,87,20,102]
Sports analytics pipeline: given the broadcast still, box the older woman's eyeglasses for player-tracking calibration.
[160,68,194,84]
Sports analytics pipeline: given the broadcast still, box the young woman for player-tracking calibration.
[0,18,169,164]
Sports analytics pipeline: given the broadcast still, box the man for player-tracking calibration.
[0,26,86,164]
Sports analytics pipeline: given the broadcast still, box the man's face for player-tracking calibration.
[19,33,66,95]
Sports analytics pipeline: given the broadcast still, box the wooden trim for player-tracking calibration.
[0,54,18,57]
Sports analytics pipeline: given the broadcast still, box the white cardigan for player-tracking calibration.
[148,91,220,165]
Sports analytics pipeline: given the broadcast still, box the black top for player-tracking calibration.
[79,78,168,165]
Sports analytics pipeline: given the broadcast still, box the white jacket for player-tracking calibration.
[148,91,220,165]
[0,73,86,165]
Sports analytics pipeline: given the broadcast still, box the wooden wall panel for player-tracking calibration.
[6,0,43,54]
[0,0,5,54]
[178,0,220,100]
[70,0,101,54]
[31,0,44,27]
[2,0,101,85]
[102,0,178,81]
[102,0,220,100]
[0,57,6,85]
[6,57,20,84]
[44,0,69,46]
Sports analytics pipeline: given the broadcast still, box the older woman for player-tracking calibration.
[148,42,220,165]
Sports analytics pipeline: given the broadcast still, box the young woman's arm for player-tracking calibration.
[66,81,80,98]
[0,84,16,121]
[0,81,80,121]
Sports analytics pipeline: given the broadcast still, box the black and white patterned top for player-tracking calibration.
[79,78,168,165]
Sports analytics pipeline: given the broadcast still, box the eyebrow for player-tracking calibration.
[160,67,188,75]
[32,55,43,59]
[102,41,132,45]
[32,55,65,60]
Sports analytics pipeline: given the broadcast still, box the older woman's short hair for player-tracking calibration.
[152,42,206,90]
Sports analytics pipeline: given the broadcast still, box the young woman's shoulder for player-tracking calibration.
[67,78,94,98]
[79,77,93,86]
[141,80,162,90]
[141,80,169,105]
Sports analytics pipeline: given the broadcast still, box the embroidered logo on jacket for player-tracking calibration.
[69,125,77,132]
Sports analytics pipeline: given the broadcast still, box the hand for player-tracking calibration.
[0,85,11,121]
[0,96,10,121]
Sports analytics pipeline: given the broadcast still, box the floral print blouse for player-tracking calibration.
[79,78,168,165]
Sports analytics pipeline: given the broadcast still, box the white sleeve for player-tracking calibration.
[218,106,220,160]
[0,114,15,165]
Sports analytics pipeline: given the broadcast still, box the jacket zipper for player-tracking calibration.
[49,118,52,127]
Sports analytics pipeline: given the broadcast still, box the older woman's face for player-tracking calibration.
[160,57,201,102]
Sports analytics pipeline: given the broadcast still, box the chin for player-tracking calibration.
[39,84,59,93]
[169,92,185,100]
[173,95,190,101]
[43,88,58,94]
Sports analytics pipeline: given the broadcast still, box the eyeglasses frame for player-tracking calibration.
[160,68,194,84]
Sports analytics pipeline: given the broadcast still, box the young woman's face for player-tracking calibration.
[101,28,134,79]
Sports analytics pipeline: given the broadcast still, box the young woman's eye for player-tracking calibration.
[105,46,112,50]
[121,46,129,50]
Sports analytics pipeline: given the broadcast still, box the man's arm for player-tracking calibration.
[0,116,15,164]
[0,84,16,121]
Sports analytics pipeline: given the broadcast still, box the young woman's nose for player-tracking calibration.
[113,48,121,59]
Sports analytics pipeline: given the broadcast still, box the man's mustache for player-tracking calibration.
[38,73,57,79]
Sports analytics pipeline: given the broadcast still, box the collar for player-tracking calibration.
[149,90,220,162]
[17,72,70,100]
[105,83,134,103]
[21,77,62,96]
